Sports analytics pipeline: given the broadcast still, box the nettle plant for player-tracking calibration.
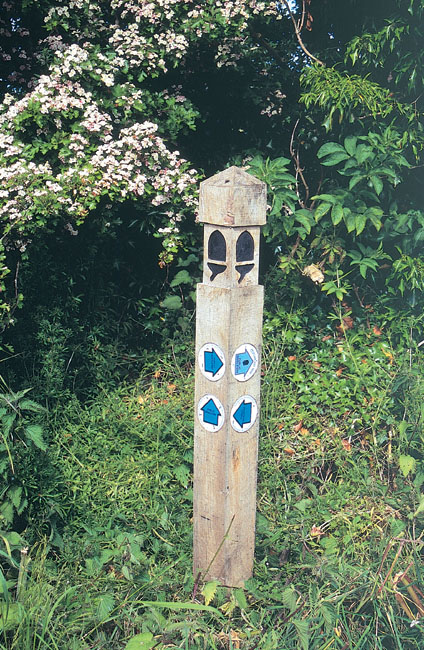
[249,125,424,303]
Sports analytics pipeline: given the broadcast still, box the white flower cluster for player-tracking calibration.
[0,0,281,274]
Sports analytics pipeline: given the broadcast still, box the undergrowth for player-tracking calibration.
[0,271,423,649]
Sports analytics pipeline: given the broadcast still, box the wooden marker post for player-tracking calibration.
[193,166,266,587]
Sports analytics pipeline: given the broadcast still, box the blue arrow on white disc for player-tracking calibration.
[231,344,258,382]
[230,395,258,432]
[197,394,225,432]
[201,398,221,426]
[233,400,252,428]
[234,349,253,377]
[198,343,225,381]
[204,349,223,377]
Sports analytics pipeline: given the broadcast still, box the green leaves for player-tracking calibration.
[331,203,344,225]
[201,580,219,606]
[399,455,416,478]
[301,64,413,129]
[347,244,390,278]
[24,425,47,451]
[317,142,347,158]
[170,270,192,287]
[370,175,383,196]
[125,633,155,650]
[344,136,358,156]
[96,593,115,621]
[314,201,332,221]
[317,142,349,166]
[160,296,183,310]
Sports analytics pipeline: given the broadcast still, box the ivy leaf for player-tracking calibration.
[399,454,416,477]
[201,580,219,606]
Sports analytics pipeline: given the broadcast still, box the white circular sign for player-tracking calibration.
[230,395,258,433]
[197,394,225,433]
[198,343,226,382]
[231,344,259,382]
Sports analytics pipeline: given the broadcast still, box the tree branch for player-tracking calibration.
[281,0,324,66]
[289,118,310,207]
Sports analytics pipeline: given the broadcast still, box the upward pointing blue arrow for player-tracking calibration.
[204,349,223,377]
[233,400,252,428]
[201,399,221,426]
[234,349,253,376]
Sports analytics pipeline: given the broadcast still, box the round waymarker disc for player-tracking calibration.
[198,343,226,382]
[230,395,258,433]
[197,394,225,433]
[231,343,259,382]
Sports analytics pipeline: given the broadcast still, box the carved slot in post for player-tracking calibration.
[208,263,226,281]
[236,231,254,262]
[207,230,227,281]
[235,264,254,283]
[235,231,255,283]
[208,230,227,261]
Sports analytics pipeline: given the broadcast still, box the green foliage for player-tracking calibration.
[253,122,424,304]
[346,0,424,99]
[301,64,411,130]
[0,388,46,528]
[0,293,422,648]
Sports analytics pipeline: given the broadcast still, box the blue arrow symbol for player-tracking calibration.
[233,400,252,428]
[201,399,221,426]
[234,349,253,376]
[204,349,223,377]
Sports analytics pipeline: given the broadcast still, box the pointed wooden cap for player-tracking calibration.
[198,166,266,226]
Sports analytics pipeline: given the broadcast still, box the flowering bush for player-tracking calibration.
[0,0,284,328]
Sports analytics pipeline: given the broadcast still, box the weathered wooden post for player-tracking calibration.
[193,166,266,587]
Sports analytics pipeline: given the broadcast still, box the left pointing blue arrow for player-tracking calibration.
[201,399,221,426]
[204,349,223,377]
[233,400,252,428]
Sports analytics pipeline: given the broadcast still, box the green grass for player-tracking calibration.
[1,294,423,649]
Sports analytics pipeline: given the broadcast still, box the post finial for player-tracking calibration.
[198,166,266,227]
